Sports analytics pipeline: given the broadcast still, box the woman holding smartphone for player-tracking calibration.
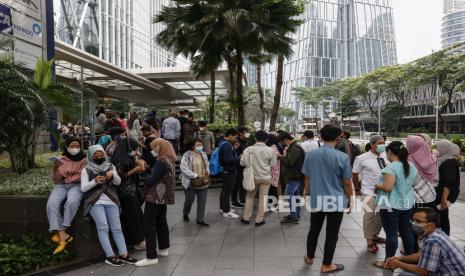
[46,138,87,254]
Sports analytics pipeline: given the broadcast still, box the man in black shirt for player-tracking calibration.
[231,126,250,208]
[219,128,241,218]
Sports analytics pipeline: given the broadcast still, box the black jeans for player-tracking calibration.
[221,172,236,213]
[306,212,344,265]
[439,208,450,235]
[143,202,170,259]
[232,167,245,203]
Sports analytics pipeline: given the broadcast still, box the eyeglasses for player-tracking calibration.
[411,219,430,224]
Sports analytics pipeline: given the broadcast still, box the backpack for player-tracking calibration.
[209,141,227,176]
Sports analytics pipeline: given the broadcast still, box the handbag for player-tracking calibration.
[190,155,210,189]
[242,149,255,191]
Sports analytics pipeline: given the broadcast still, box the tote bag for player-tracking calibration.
[242,149,255,191]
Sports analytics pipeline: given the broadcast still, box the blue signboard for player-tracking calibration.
[0,4,11,33]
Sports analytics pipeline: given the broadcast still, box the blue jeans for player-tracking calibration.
[285,180,301,219]
[380,208,415,259]
[46,184,83,231]
[89,204,128,258]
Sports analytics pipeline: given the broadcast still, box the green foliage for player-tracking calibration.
[381,101,404,136]
[278,107,297,122]
[0,234,74,276]
[206,123,237,132]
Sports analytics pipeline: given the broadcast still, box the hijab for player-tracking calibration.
[86,145,111,174]
[63,138,86,162]
[97,135,112,146]
[436,140,460,167]
[406,135,436,181]
[111,138,139,167]
[150,138,177,163]
[418,133,433,149]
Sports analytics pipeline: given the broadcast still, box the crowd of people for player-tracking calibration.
[43,107,465,274]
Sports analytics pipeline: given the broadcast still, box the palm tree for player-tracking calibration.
[156,0,303,126]
[249,53,272,129]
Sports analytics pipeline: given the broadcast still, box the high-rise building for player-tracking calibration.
[54,0,188,69]
[257,0,397,122]
[442,0,465,48]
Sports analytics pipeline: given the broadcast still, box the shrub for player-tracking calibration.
[0,234,74,276]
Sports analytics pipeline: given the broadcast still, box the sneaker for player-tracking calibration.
[158,249,169,257]
[105,257,125,267]
[280,217,299,224]
[197,221,210,227]
[240,218,250,225]
[119,255,137,265]
[135,258,159,267]
[255,221,266,227]
[183,214,190,222]
[223,211,240,219]
[231,202,244,208]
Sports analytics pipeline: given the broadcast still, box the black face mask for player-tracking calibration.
[93,157,106,165]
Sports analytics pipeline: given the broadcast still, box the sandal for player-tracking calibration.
[372,260,387,269]
[53,236,73,254]
[367,243,379,253]
[51,233,60,243]
[373,237,386,244]
[322,264,344,273]
[304,256,313,265]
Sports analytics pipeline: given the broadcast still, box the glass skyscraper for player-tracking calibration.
[54,0,188,69]
[258,0,397,121]
[442,0,465,48]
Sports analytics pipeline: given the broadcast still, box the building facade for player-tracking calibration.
[442,0,465,48]
[256,0,397,123]
[54,0,188,69]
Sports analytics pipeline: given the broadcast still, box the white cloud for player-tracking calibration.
[392,0,443,64]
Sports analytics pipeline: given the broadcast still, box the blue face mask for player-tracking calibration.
[376,144,386,154]
[195,146,203,153]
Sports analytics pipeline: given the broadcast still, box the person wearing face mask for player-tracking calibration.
[141,124,158,168]
[181,113,199,154]
[193,121,215,159]
[231,126,250,208]
[406,135,437,211]
[386,207,465,275]
[352,135,388,253]
[279,131,306,224]
[46,138,87,254]
[81,145,138,266]
[373,141,417,269]
[136,138,176,267]
[47,138,86,254]
[111,138,147,251]
[180,140,210,227]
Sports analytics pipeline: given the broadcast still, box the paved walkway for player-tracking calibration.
[61,189,465,276]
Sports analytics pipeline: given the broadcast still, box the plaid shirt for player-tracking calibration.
[418,229,465,275]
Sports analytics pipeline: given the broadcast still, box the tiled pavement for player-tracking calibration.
[61,189,465,276]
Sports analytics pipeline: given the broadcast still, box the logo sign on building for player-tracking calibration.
[0,4,11,33]
[0,0,41,20]
[11,10,41,46]
[13,38,41,69]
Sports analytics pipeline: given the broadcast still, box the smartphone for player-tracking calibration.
[49,156,62,164]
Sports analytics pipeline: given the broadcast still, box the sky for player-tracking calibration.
[392,0,443,64]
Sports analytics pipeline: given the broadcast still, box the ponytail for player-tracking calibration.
[386,141,410,177]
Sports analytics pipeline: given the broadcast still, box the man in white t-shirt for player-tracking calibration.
[300,130,320,153]
[352,134,388,253]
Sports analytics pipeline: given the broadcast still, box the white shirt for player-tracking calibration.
[81,166,121,205]
[352,151,389,197]
[301,139,320,153]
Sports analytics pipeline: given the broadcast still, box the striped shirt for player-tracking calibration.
[418,229,465,275]
[413,174,437,204]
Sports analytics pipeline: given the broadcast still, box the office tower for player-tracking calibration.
[442,0,465,48]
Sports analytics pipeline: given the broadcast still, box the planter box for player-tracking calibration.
[0,195,104,259]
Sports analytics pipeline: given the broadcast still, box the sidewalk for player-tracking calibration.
[60,189,465,276]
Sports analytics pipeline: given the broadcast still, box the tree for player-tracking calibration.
[244,87,273,127]
[0,60,47,173]
[156,0,303,126]
[294,86,323,133]
[277,107,297,126]
[249,53,272,129]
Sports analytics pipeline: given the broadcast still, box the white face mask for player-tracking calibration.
[129,151,137,157]
[199,127,205,131]
[68,148,80,156]
[151,148,159,158]
[244,133,251,139]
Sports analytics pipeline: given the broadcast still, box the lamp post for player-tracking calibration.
[435,76,440,141]
[378,93,382,134]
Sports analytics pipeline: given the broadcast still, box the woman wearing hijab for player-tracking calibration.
[435,140,461,235]
[111,138,147,250]
[46,138,87,254]
[135,138,176,267]
[406,135,437,210]
[81,145,138,266]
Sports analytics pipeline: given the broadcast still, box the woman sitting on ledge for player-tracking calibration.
[81,145,137,266]
[46,138,87,254]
